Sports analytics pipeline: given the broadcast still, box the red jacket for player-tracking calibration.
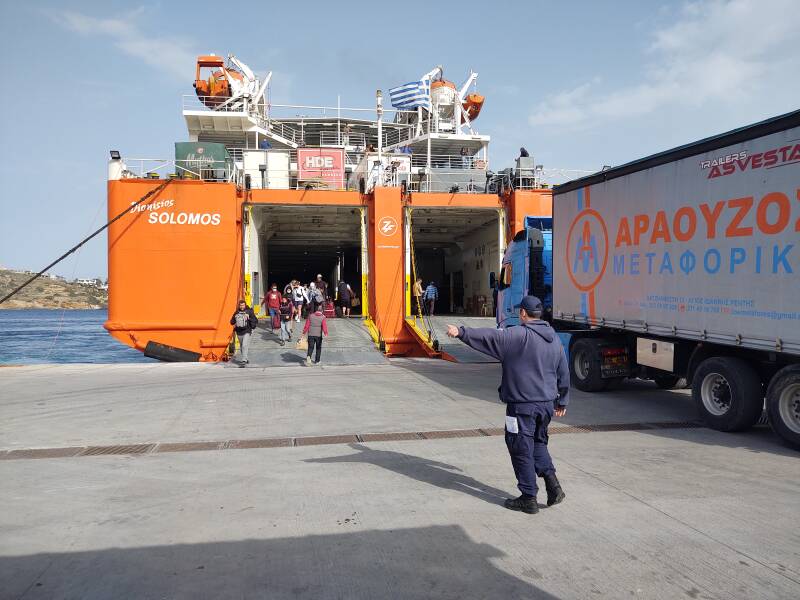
[264,290,282,309]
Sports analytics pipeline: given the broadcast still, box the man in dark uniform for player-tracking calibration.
[446,295,569,514]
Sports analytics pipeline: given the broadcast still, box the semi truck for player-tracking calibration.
[495,109,800,449]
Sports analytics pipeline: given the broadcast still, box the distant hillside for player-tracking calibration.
[0,269,107,309]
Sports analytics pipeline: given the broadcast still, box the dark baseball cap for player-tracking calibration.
[514,295,543,312]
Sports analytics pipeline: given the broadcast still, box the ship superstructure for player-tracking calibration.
[105,54,552,361]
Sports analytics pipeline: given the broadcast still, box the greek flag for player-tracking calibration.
[389,79,431,110]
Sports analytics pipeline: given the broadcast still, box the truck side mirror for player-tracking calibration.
[489,272,496,289]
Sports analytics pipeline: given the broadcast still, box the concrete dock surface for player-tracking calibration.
[1,360,799,599]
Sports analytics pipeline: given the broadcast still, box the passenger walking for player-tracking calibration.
[278,296,295,346]
[337,280,354,317]
[230,300,258,367]
[446,295,569,514]
[302,306,329,365]
[308,281,324,312]
[423,281,438,316]
[262,284,282,332]
[291,281,305,322]
[314,274,329,300]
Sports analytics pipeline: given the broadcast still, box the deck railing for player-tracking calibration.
[318,131,368,148]
[113,158,242,185]
[409,153,487,170]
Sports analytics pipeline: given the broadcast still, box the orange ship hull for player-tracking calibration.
[105,182,551,361]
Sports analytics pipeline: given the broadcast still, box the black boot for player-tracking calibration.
[543,473,565,507]
[504,494,538,514]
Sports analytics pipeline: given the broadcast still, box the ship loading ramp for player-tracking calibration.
[246,204,366,315]
[238,317,387,367]
[239,202,386,366]
[405,206,503,363]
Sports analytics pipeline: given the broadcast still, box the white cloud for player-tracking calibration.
[529,0,800,128]
[53,9,197,80]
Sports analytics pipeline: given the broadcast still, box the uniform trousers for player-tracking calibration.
[504,402,556,496]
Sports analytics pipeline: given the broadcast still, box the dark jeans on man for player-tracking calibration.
[426,299,435,316]
[504,402,556,496]
[307,336,323,363]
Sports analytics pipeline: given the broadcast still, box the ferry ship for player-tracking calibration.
[105,54,552,361]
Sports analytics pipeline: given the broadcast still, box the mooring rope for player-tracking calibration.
[0,180,172,305]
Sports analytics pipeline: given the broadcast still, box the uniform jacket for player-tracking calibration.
[458,321,570,407]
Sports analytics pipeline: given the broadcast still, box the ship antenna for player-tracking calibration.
[0,180,173,305]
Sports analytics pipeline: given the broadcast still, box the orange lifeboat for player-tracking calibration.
[430,79,457,93]
[430,79,458,108]
[462,93,485,121]
[193,55,244,109]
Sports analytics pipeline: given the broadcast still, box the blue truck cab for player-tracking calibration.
[493,216,574,359]
[494,216,553,328]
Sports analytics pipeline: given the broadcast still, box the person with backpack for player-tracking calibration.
[337,280,354,317]
[307,281,324,312]
[278,296,295,346]
[314,274,329,300]
[229,300,258,367]
[262,284,282,332]
[302,305,329,365]
[423,281,439,316]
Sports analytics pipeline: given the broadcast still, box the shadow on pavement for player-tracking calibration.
[628,423,800,457]
[306,444,511,505]
[280,352,306,364]
[0,526,557,599]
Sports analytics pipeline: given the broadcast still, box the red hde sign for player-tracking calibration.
[297,148,345,188]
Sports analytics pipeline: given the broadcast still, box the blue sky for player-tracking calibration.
[0,0,797,279]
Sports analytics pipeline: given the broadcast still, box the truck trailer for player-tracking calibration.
[495,110,800,449]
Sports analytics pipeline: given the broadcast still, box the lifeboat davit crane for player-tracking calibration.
[419,66,485,133]
[193,54,271,112]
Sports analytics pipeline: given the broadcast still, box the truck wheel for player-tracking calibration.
[766,365,800,450]
[570,338,607,392]
[653,374,687,389]
[692,357,762,432]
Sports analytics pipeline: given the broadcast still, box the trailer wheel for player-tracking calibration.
[570,338,607,392]
[766,365,800,450]
[692,357,762,431]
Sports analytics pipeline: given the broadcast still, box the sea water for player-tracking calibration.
[0,309,155,364]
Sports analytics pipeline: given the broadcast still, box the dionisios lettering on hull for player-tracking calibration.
[128,198,222,226]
